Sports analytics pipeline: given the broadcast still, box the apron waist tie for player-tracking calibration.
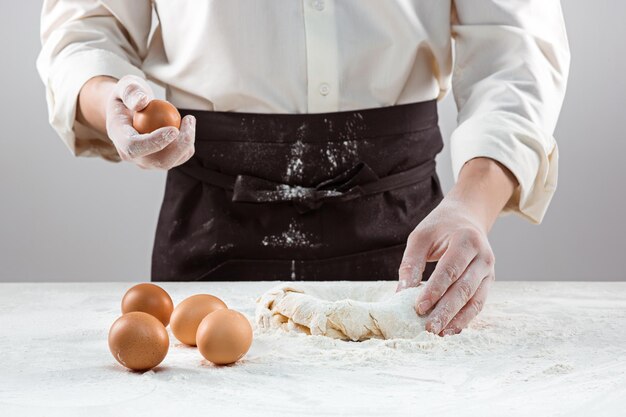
[177,159,436,213]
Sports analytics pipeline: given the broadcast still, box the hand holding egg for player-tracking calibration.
[105,75,196,170]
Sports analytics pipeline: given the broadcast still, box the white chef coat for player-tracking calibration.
[36,0,570,223]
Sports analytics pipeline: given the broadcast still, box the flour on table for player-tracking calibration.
[255,281,426,341]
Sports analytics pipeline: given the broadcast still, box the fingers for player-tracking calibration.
[441,274,494,335]
[422,257,488,335]
[136,115,196,169]
[415,231,479,315]
[107,104,179,161]
[114,75,154,112]
[397,230,431,291]
[105,76,171,160]
[170,115,196,167]
[105,75,195,169]
[125,127,179,159]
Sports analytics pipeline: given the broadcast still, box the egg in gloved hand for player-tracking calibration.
[170,294,227,346]
[132,99,181,134]
[108,312,169,371]
[121,283,174,327]
[196,309,253,366]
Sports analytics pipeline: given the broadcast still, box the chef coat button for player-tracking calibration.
[311,0,325,11]
[318,83,330,96]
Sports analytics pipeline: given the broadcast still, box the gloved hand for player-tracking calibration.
[397,197,496,336]
[106,75,196,170]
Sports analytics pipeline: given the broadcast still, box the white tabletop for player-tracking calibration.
[0,281,625,417]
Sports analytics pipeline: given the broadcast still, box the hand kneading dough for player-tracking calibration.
[255,281,426,341]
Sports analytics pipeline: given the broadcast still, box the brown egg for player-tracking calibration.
[196,309,253,365]
[121,283,174,327]
[170,294,227,346]
[132,99,181,134]
[108,312,169,371]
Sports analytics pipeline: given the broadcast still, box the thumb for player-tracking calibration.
[396,231,431,292]
[115,75,154,112]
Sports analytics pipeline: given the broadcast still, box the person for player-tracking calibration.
[37,1,569,336]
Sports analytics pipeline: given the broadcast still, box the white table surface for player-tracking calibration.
[0,281,625,417]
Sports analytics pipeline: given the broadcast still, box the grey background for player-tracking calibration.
[1,1,624,282]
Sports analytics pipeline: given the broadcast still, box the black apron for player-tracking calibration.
[151,100,443,281]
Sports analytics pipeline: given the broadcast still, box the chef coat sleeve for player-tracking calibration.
[36,0,152,161]
[450,0,570,223]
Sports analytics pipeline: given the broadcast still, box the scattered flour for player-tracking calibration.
[284,115,364,182]
[261,220,312,248]
[284,124,307,182]
[275,184,308,199]
[322,140,359,171]
[0,282,625,416]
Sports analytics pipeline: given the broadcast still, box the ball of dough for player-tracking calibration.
[132,99,181,134]
[108,312,169,371]
[196,309,253,365]
[121,283,174,327]
[170,294,227,346]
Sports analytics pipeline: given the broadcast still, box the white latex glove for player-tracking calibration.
[106,75,195,170]
[397,198,495,336]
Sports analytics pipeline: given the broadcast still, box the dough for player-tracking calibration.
[255,281,426,341]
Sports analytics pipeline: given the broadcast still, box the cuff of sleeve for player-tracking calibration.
[450,111,559,224]
[44,49,146,161]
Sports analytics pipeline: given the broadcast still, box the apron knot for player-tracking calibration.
[232,162,379,213]
[178,157,437,214]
